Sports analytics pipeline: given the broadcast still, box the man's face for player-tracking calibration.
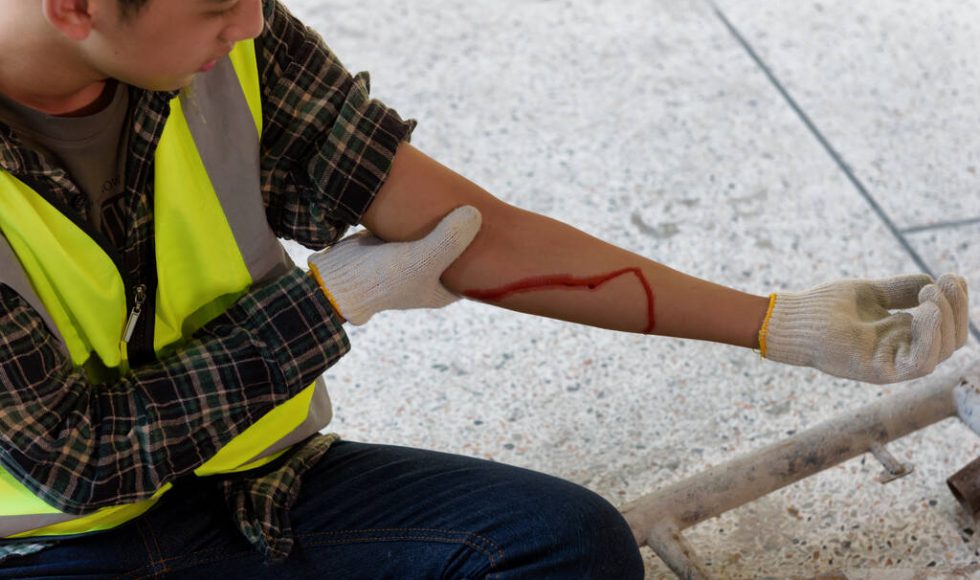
[83,0,264,91]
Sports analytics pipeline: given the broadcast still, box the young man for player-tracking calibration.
[0,0,968,577]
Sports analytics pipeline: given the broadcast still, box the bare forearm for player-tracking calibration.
[445,206,767,347]
[363,143,768,348]
[363,143,969,384]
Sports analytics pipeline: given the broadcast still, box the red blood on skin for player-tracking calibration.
[463,268,655,333]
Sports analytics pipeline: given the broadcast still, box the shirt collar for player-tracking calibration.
[0,86,178,177]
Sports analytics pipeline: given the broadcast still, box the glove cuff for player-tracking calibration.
[308,252,374,325]
[760,289,832,367]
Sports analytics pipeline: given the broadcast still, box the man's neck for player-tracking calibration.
[1,81,110,118]
[0,10,108,117]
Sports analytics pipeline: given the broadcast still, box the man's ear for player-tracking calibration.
[41,0,96,41]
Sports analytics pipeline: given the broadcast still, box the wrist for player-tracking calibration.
[307,267,346,324]
[758,290,824,367]
[757,293,778,356]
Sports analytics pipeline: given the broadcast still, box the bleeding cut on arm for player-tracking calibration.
[464,269,657,334]
[361,142,770,349]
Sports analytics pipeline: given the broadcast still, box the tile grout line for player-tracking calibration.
[902,217,980,235]
[709,1,980,344]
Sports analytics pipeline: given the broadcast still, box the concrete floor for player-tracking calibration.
[280,0,980,577]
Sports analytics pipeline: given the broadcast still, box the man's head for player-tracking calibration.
[38,0,265,92]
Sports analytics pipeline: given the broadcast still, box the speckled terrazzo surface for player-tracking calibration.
[278,0,980,577]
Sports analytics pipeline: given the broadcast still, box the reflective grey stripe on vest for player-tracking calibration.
[182,58,291,284]
[0,512,78,538]
[0,231,67,348]
[182,58,333,464]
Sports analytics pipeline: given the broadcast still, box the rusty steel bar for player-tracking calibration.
[621,362,980,579]
[948,456,980,516]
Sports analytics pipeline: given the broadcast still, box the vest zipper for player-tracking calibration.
[122,284,147,343]
[16,175,158,366]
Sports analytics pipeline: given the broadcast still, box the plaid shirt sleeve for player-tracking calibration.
[0,268,348,515]
[256,0,416,249]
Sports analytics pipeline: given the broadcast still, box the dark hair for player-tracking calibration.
[117,0,151,18]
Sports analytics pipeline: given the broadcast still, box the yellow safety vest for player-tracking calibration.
[0,40,332,538]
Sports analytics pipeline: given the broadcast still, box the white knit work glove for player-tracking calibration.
[307,206,482,325]
[760,273,969,384]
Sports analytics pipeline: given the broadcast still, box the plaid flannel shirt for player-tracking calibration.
[0,0,414,561]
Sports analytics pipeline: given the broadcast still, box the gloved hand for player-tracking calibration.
[308,205,482,325]
[760,273,969,384]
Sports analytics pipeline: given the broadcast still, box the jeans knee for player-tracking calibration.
[556,486,643,579]
[499,476,644,579]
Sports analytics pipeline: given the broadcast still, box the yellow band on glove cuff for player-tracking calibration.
[307,264,346,322]
[758,293,778,358]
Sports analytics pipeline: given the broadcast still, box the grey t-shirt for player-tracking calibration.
[0,82,130,248]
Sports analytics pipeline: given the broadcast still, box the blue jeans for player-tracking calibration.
[1,441,644,579]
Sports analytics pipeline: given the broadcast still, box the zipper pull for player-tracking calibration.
[123,284,147,343]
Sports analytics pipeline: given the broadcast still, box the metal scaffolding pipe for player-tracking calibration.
[621,363,980,579]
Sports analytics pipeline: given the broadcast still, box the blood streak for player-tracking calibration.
[463,268,656,333]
